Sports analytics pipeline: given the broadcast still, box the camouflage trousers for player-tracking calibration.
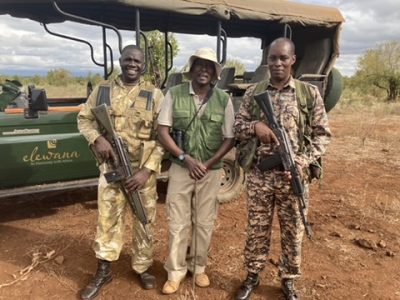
[244,167,309,279]
[93,169,157,274]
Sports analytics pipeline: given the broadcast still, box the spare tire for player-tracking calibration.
[324,67,343,113]
[217,149,246,203]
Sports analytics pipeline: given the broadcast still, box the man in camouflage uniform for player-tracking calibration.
[234,38,331,300]
[77,45,164,300]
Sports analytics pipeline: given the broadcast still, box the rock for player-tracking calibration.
[348,224,361,230]
[55,255,65,265]
[377,240,386,248]
[386,251,395,257]
[330,231,343,238]
[353,238,376,250]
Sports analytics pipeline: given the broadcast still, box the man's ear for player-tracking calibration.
[291,54,296,65]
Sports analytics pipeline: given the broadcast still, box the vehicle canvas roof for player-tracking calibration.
[1,0,344,38]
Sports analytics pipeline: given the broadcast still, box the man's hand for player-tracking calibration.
[124,168,152,192]
[255,121,279,145]
[184,155,208,180]
[281,163,304,182]
[93,136,117,163]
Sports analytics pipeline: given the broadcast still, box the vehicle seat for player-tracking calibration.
[216,67,235,91]
[228,65,270,96]
[294,38,331,78]
[163,72,183,94]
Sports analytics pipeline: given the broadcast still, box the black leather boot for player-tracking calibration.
[80,259,112,300]
[281,278,299,300]
[139,271,156,290]
[235,272,260,300]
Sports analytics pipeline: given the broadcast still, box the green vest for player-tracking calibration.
[169,82,229,169]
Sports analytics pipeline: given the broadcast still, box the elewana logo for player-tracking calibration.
[23,139,80,165]
[47,139,57,149]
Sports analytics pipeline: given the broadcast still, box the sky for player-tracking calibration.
[0,0,399,78]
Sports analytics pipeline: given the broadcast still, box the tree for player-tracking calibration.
[356,41,400,101]
[224,58,246,76]
[141,30,179,87]
[46,68,73,86]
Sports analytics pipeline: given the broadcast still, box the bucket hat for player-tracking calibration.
[186,48,222,80]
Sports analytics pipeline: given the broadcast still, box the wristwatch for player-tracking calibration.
[178,153,186,162]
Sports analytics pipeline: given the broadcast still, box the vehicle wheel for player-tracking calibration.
[324,67,343,113]
[217,149,246,204]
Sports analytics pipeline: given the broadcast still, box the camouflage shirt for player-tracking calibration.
[77,76,165,173]
[234,77,331,169]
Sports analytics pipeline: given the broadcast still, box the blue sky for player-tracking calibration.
[0,0,399,77]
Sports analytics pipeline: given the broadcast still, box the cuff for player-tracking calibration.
[87,132,102,145]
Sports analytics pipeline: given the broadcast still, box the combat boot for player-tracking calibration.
[80,259,112,300]
[139,270,156,289]
[235,272,260,300]
[281,278,299,300]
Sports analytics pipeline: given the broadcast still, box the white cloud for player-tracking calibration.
[293,0,400,75]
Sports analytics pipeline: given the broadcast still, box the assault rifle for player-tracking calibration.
[253,91,312,239]
[91,104,150,241]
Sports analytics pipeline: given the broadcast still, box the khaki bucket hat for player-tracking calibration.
[186,47,222,80]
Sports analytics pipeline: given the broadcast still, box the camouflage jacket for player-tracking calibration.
[234,77,331,170]
[77,76,165,173]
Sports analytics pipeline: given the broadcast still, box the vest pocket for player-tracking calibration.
[205,137,222,151]
[127,108,153,140]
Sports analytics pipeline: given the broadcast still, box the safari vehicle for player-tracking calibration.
[0,0,344,202]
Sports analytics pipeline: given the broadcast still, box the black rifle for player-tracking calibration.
[91,104,150,241]
[254,91,312,239]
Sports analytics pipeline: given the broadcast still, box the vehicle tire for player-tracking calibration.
[217,148,246,204]
[324,67,343,113]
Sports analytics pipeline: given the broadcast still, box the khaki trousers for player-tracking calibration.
[164,162,221,281]
[93,170,157,274]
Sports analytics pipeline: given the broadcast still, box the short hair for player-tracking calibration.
[269,37,295,55]
[121,44,143,56]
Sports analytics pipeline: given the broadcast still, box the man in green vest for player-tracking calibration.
[234,38,331,300]
[77,45,164,299]
[157,48,235,294]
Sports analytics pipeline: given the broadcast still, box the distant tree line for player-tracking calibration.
[0,69,104,88]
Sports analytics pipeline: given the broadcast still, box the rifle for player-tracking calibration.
[91,104,150,241]
[253,91,312,239]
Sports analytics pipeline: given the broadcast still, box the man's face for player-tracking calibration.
[119,48,144,85]
[267,42,296,83]
[190,58,215,86]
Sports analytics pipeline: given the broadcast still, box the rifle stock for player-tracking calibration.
[254,91,312,239]
[91,104,150,240]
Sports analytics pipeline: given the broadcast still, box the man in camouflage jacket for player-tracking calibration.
[234,38,331,300]
[77,45,164,300]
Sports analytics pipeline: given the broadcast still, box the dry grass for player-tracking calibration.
[327,97,400,224]
[36,84,87,98]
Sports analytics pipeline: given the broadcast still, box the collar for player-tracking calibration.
[115,75,144,89]
[267,76,295,91]
[189,81,196,95]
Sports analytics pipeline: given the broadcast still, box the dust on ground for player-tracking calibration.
[0,107,399,300]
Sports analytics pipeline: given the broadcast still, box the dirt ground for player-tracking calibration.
[1,106,399,300]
